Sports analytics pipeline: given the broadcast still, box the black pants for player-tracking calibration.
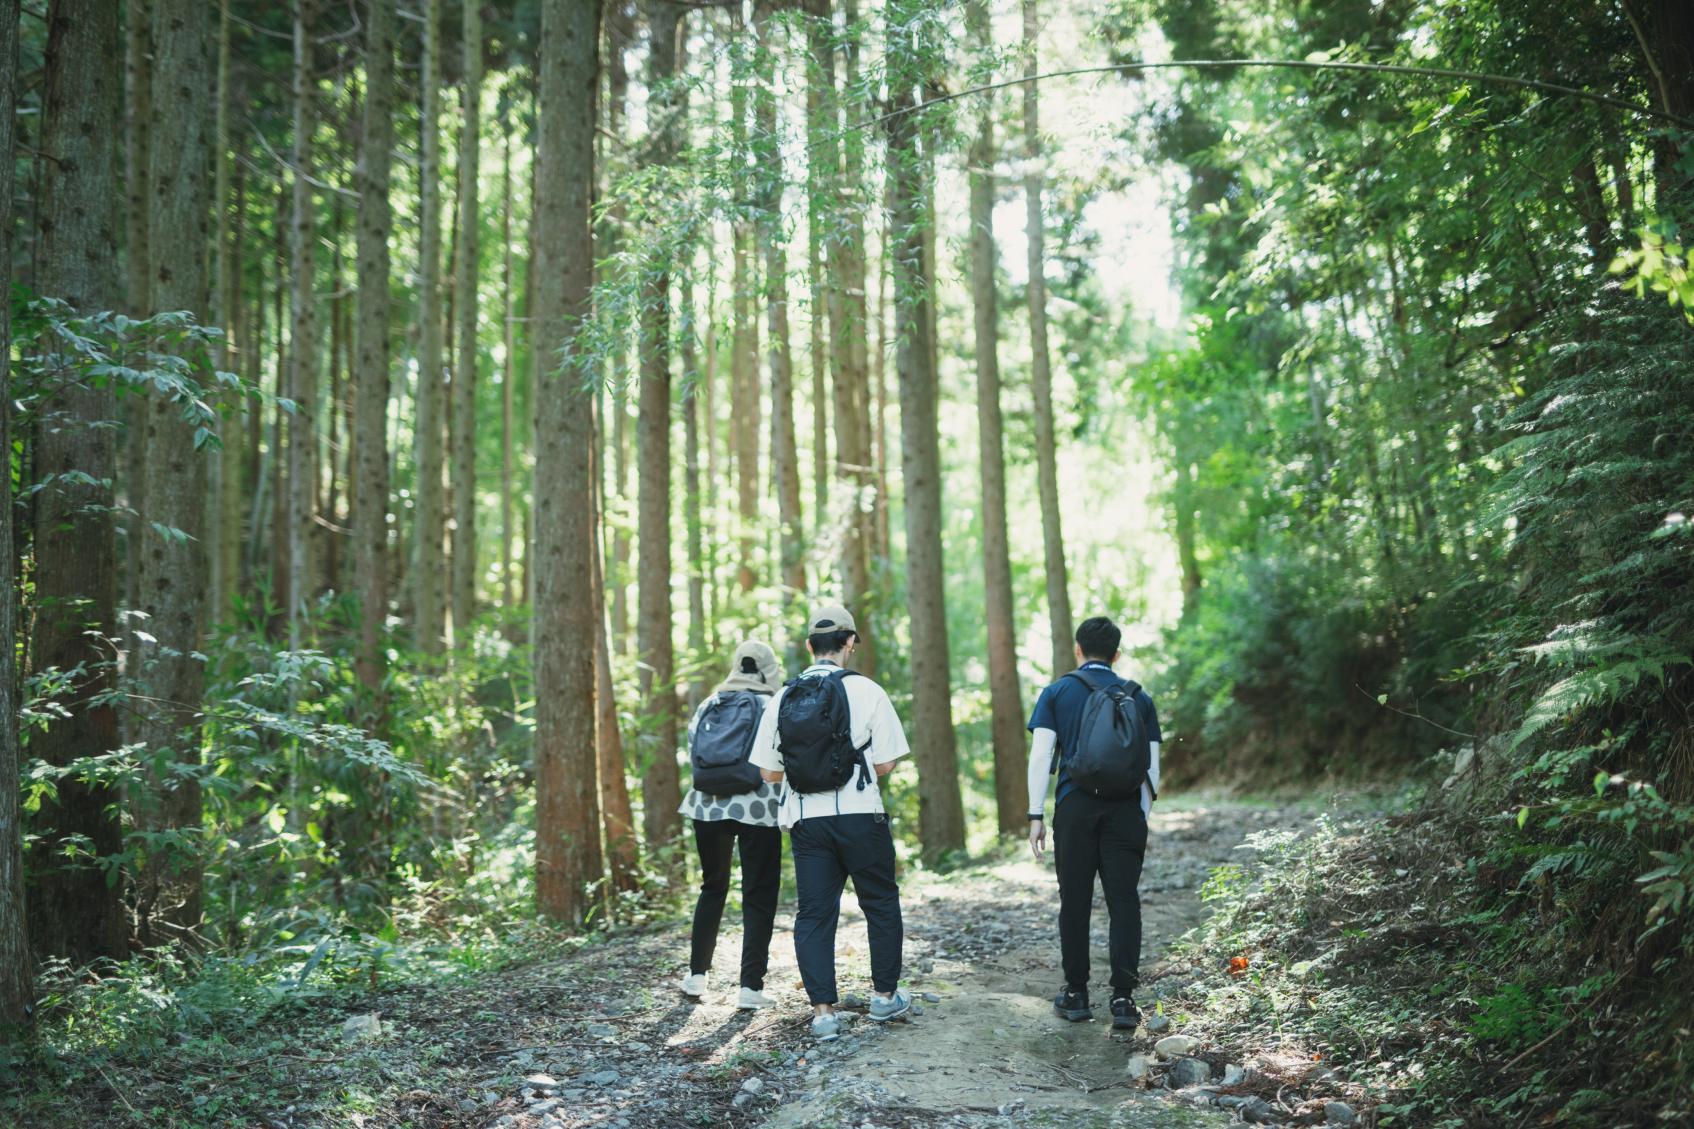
[1052,790,1147,996]
[790,813,903,1004]
[689,819,782,990]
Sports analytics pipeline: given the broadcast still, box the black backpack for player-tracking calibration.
[1061,667,1154,801]
[689,691,767,797]
[776,669,873,795]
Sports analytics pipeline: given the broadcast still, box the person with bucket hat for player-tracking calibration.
[750,605,911,1039]
[676,639,786,1009]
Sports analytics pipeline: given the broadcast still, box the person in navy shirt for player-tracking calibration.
[1026,616,1161,1030]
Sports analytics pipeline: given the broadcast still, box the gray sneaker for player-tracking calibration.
[869,990,911,1022]
[810,1011,842,1040]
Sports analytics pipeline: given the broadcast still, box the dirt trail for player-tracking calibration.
[705,798,1306,1129]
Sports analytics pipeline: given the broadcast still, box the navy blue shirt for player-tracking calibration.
[1027,662,1162,808]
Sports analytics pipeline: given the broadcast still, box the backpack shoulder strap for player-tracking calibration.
[1063,667,1108,692]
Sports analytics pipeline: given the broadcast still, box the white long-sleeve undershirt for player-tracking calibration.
[1027,727,1159,819]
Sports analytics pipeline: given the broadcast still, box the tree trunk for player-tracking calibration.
[137,0,215,943]
[966,0,1026,837]
[501,124,517,610]
[0,0,35,1028]
[684,275,708,711]
[637,0,683,855]
[1171,441,1203,621]
[286,0,318,647]
[354,0,394,717]
[412,0,447,654]
[268,185,290,628]
[532,0,604,925]
[122,0,152,657]
[1022,0,1074,678]
[731,18,760,594]
[210,0,239,624]
[886,3,966,864]
[592,434,640,893]
[26,0,129,964]
[755,0,805,653]
[603,7,632,653]
[451,0,482,641]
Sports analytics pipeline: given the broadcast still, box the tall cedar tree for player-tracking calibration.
[412,0,447,653]
[533,0,605,924]
[212,0,241,623]
[591,436,640,891]
[730,17,760,593]
[886,0,966,862]
[0,0,31,1029]
[500,126,517,608]
[28,0,128,962]
[965,0,1027,834]
[288,0,319,644]
[754,0,805,651]
[1021,0,1073,677]
[121,0,151,652]
[137,0,215,941]
[354,0,394,703]
[451,0,482,638]
[638,0,684,853]
[825,0,878,676]
[604,3,632,653]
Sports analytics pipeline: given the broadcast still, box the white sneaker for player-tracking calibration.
[680,972,709,998]
[737,986,774,1010]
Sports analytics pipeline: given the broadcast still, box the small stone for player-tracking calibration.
[732,1092,755,1109]
[585,1070,620,1087]
[587,1023,617,1038]
[1167,1057,1213,1088]
[1125,1054,1151,1080]
[1144,1013,1171,1034]
[525,1074,559,1090]
[340,1013,382,1042]
[1241,1098,1278,1123]
[741,1077,763,1094]
[841,993,869,1009]
[992,1027,1011,1038]
[527,1099,561,1115]
[910,1005,924,1016]
[482,1091,501,1105]
[920,992,941,1003]
[1221,1064,1246,1086]
[1325,1101,1357,1126]
[1155,1034,1199,1058]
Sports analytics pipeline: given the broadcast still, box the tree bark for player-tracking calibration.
[1022,0,1073,678]
[887,2,966,863]
[684,276,708,711]
[532,0,604,925]
[122,0,152,654]
[966,0,1026,837]
[731,18,760,594]
[755,0,805,652]
[0,0,35,1029]
[354,0,394,716]
[501,124,517,610]
[26,0,129,964]
[412,0,447,654]
[637,0,683,855]
[812,0,878,676]
[592,435,639,893]
[451,0,482,640]
[210,0,240,625]
[137,0,216,943]
[286,0,318,646]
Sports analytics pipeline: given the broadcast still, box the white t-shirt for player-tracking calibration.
[748,662,909,829]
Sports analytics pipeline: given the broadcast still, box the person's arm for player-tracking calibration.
[1141,693,1162,818]
[1027,728,1056,858]
[749,693,785,784]
[865,685,911,773]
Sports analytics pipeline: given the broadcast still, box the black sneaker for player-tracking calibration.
[1109,996,1141,1031]
[1053,986,1091,1022]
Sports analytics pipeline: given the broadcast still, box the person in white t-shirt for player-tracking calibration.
[750,604,911,1040]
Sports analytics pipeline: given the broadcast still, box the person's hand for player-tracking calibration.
[1029,818,1046,860]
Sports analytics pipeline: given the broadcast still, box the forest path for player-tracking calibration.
[211,798,1310,1129]
[749,797,1303,1129]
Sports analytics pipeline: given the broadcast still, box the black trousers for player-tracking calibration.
[1052,789,1147,996]
[790,813,903,1004]
[689,818,782,990]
